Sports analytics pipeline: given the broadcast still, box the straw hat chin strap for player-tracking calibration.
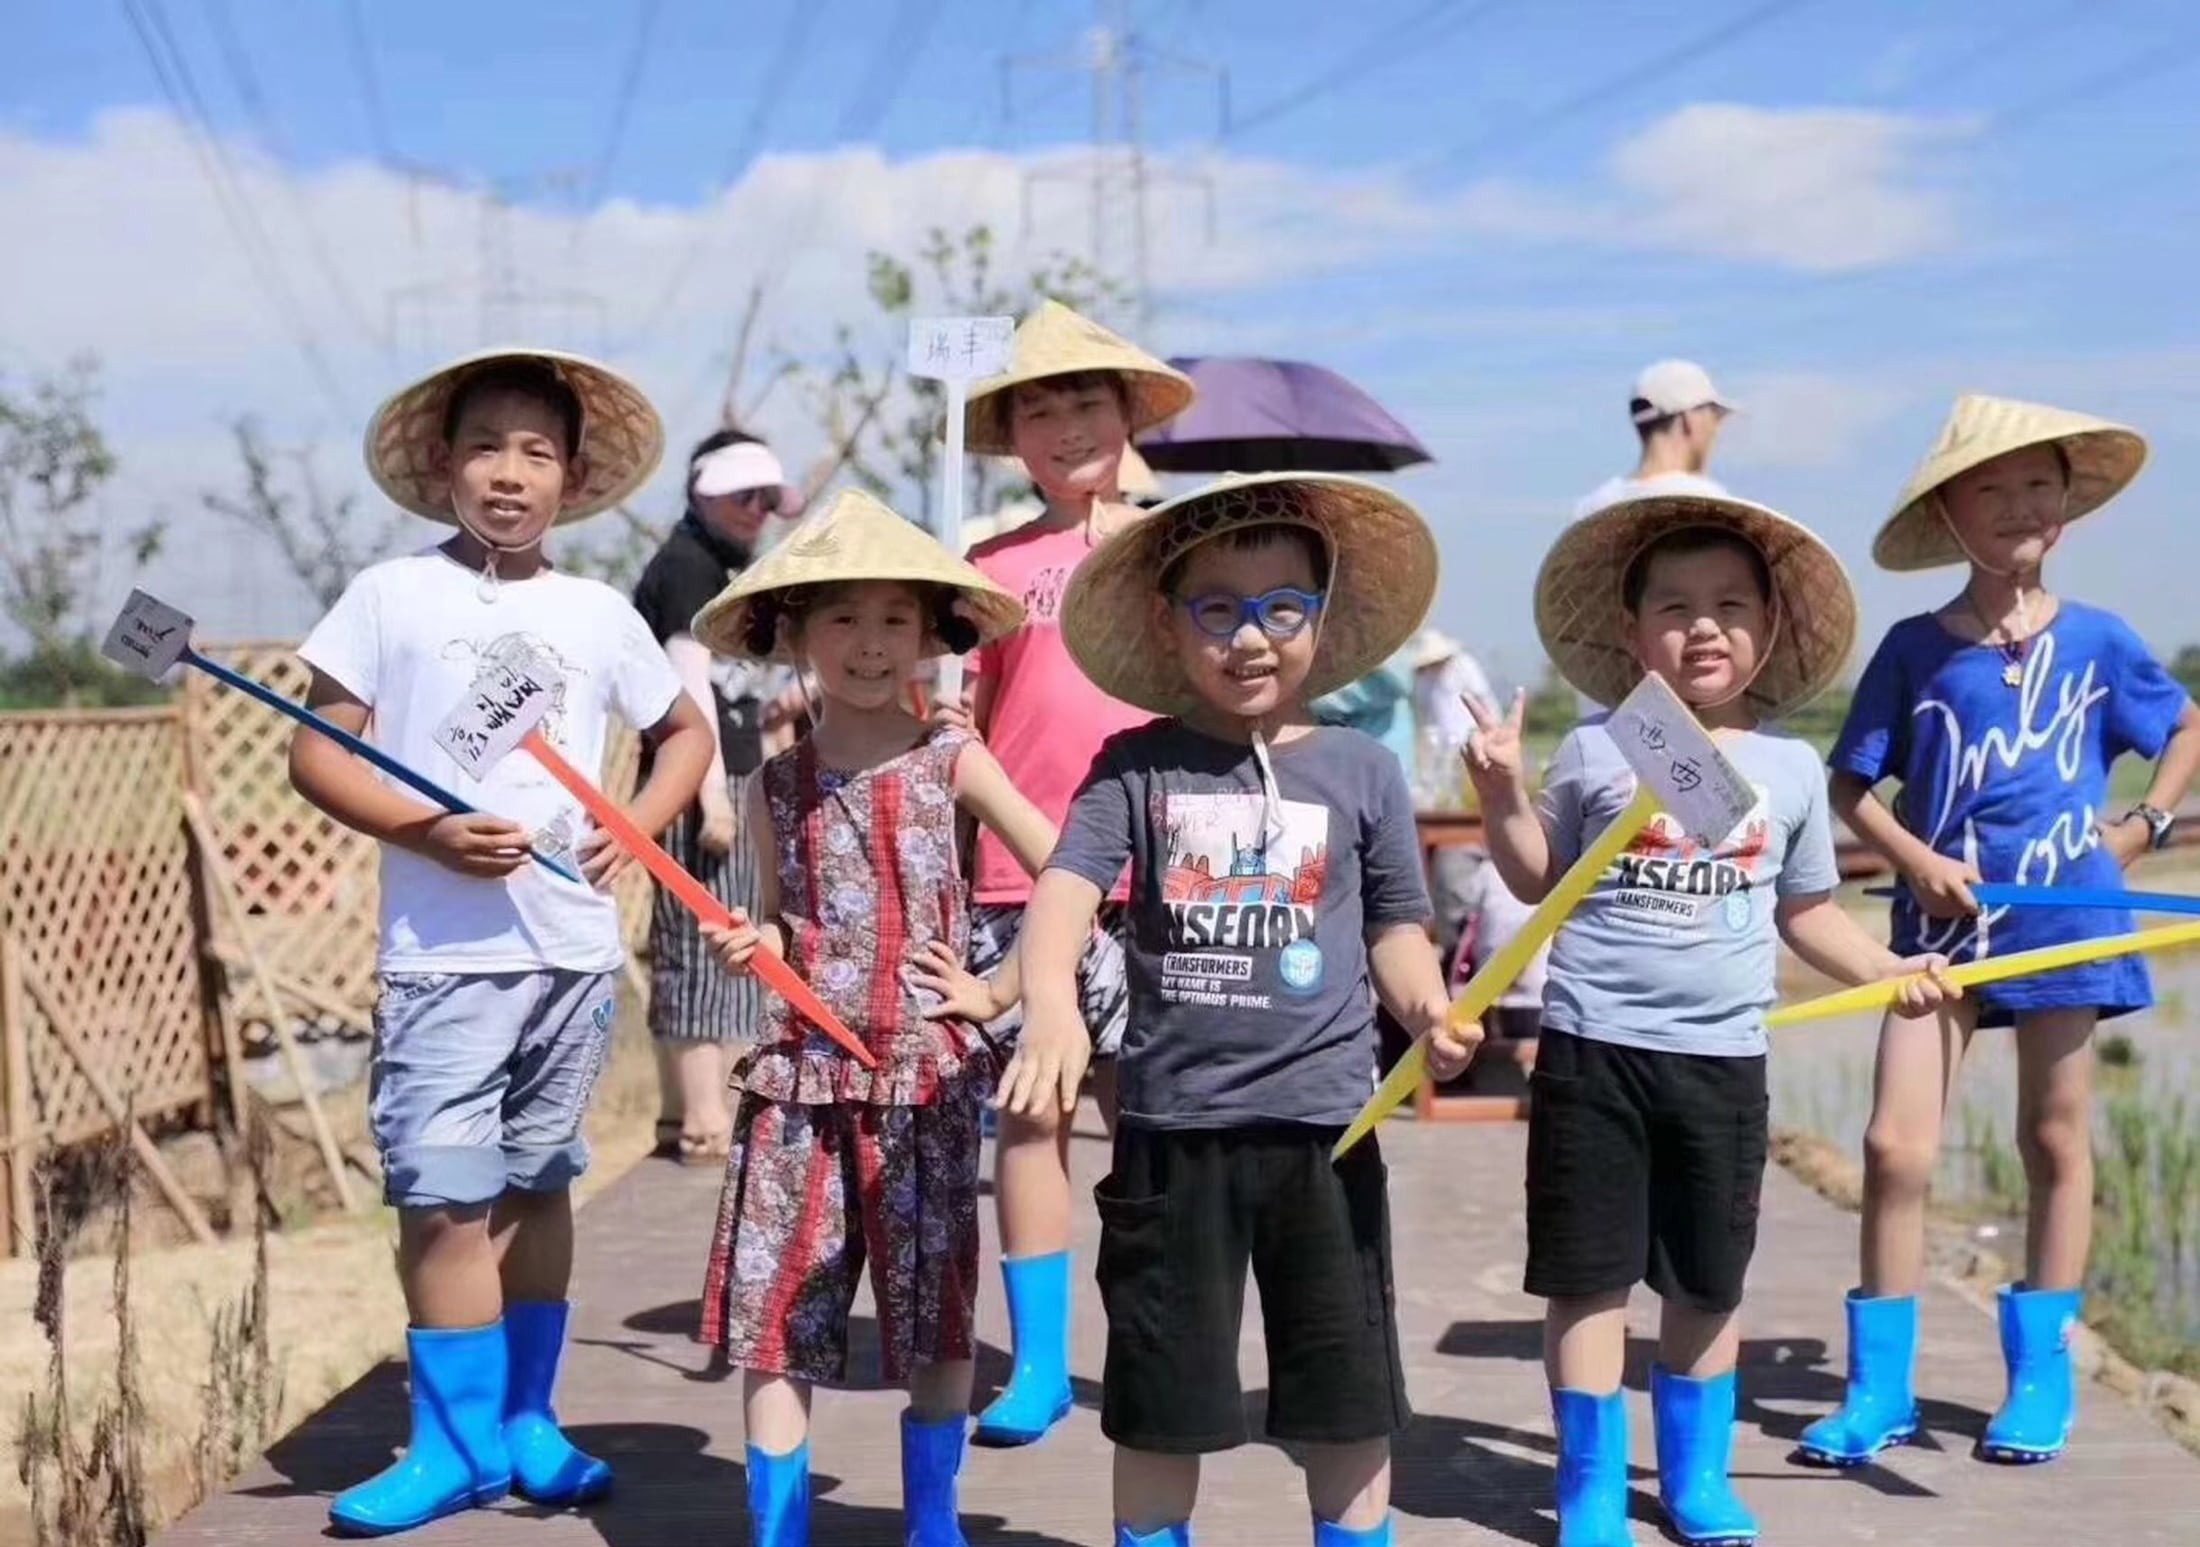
[1690,597,1780,714]
[1931,486,2069,637]
[453,509,554,602]
[1243,539,1335,852]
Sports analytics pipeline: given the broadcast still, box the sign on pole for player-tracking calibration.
[908,316,1015,707]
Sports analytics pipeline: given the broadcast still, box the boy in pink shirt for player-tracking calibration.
[943,300,1194,1448]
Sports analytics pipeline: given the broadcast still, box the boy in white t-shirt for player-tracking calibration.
[291,350,714,1537]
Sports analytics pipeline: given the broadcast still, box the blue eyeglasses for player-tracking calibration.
[1177,587,1327,640]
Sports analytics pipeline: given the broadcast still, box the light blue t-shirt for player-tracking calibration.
[1536,716,1840,1057]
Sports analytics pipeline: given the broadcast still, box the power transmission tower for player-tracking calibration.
[381,161,610,357]
[1004,0,1225,330]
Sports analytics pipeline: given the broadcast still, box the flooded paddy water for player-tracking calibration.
[1773,871,2200,1374]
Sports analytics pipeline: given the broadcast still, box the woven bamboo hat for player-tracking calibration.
[1874,394,2148,572]
[691,487,1024,660]
[364,347,665,525]
[1060,472,1438,717]
[1536,491,1857,720]
[962,300,1195,457]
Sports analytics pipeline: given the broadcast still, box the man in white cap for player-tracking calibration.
[1574,359,1736,518]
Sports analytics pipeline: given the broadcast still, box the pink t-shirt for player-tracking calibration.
[968,516,1151,905]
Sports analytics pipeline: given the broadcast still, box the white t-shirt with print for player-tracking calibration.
[298,549,683,975]
[1572,471,1730,520]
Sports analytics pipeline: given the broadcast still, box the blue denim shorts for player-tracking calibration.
[369,970,618,1209]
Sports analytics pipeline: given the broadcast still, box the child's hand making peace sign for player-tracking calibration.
[1460,688,1531,803]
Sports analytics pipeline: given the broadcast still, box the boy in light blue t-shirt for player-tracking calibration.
[1463,493,1953,1547]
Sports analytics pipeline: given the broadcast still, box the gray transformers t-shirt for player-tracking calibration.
[1048,722,1433,1129]
[1536,716,1841,1058]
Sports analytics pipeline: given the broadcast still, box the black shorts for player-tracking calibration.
[1523,1030,1769,1313]
[1094,1123,1410,1453]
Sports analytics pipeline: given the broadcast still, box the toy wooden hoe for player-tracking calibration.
[1333,672,1761,1159]
[100,589,582,883]
[432,649,877,1068]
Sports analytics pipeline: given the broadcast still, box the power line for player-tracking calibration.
[614,0,835,352]
[1227,0,1515,138]
[1421,0,1819,175]
[116,0,354,418]
[577,0,666,217]
[1985,34,2200,138]
[664,0,947,435]
[341,0,397,164]
[198,0,388,353]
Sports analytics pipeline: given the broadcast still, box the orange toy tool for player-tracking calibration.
[519,729,878,1069]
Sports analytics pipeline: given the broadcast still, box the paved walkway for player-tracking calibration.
[159,1110,2200,1545]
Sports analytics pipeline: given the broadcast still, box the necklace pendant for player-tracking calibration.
[2002,661,2025,687]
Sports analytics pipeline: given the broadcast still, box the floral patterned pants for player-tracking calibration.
[697,1080,983,1384]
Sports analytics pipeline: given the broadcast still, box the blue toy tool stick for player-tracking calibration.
[1864,881,2200,919]
[183,647,585,886]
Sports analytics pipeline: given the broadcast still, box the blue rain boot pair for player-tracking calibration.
[1313,1515,1394,1544]
[973,1251,1075,1447]
[1552,1388,1635,1547]
[746,1440,811,1547]
[1979,1283,2081,1463]
[1115,1525,1193,1546]
[329,1323,512,1536]
[902,1411,972,1546]
[1651,1367,1757,1547]
[1797,1290,1920,1466]
[502,1300,613,1505]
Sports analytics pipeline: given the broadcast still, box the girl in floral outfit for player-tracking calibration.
[686,489,1055,1547]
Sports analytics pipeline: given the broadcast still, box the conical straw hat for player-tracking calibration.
[1874,394,2147,571]
[691,488,1025,660]
[1536,491,1857,720]
[1060,472,1438,718]
[962,300,1195,457]
[364,347,665,525]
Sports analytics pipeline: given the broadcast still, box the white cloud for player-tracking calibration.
[1715,369,1924,472]
[1448,103,1974,275]
[0,101,1985,652]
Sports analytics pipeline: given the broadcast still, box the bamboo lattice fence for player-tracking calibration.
[0,641,654,1253]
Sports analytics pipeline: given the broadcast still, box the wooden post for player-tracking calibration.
[17,961,217,1247]
[0,933,34,1257]
[183,794,361,1215]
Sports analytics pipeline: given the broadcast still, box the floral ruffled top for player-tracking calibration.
[740,726,989,1105]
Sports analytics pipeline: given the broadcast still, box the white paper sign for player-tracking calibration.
[907,316,1015,383]
[434,661,556,780]
[100,589,195,679]
[1607,672,1757,847]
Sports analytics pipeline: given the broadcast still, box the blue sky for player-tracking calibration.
[7,0,2200,688]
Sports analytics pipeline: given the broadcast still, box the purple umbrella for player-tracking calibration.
[1135,356,1433,474]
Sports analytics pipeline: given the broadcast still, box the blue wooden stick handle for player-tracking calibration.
[183,648,584,886]
[1864,881,2200,918]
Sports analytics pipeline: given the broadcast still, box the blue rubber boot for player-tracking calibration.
[502,1300,613,1505]
[1548,1390,1636,1547]
[1314,1514,1393,1544]
[972,1252,1074,1447]
[329,1323,512,1536]
[1980,1283,2081,1463]
[746,1441,811,1547]
[1114,1525,1193,1546]
[1797,1290,1920,1466]
[1552,1388,1636,1547]
[1650,1367,1757,1547]
[901,1412,971,1547]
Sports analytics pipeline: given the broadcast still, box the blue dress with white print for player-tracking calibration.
[1830,602,2190,1025]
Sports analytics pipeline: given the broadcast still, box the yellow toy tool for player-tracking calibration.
[1768,917,2200,1028]
[1335,672,1759,1160]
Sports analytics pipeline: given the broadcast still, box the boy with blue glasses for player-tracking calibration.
[1000,472,1472,1547]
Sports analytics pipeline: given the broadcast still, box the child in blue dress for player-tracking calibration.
[1803,395,2200,1469]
